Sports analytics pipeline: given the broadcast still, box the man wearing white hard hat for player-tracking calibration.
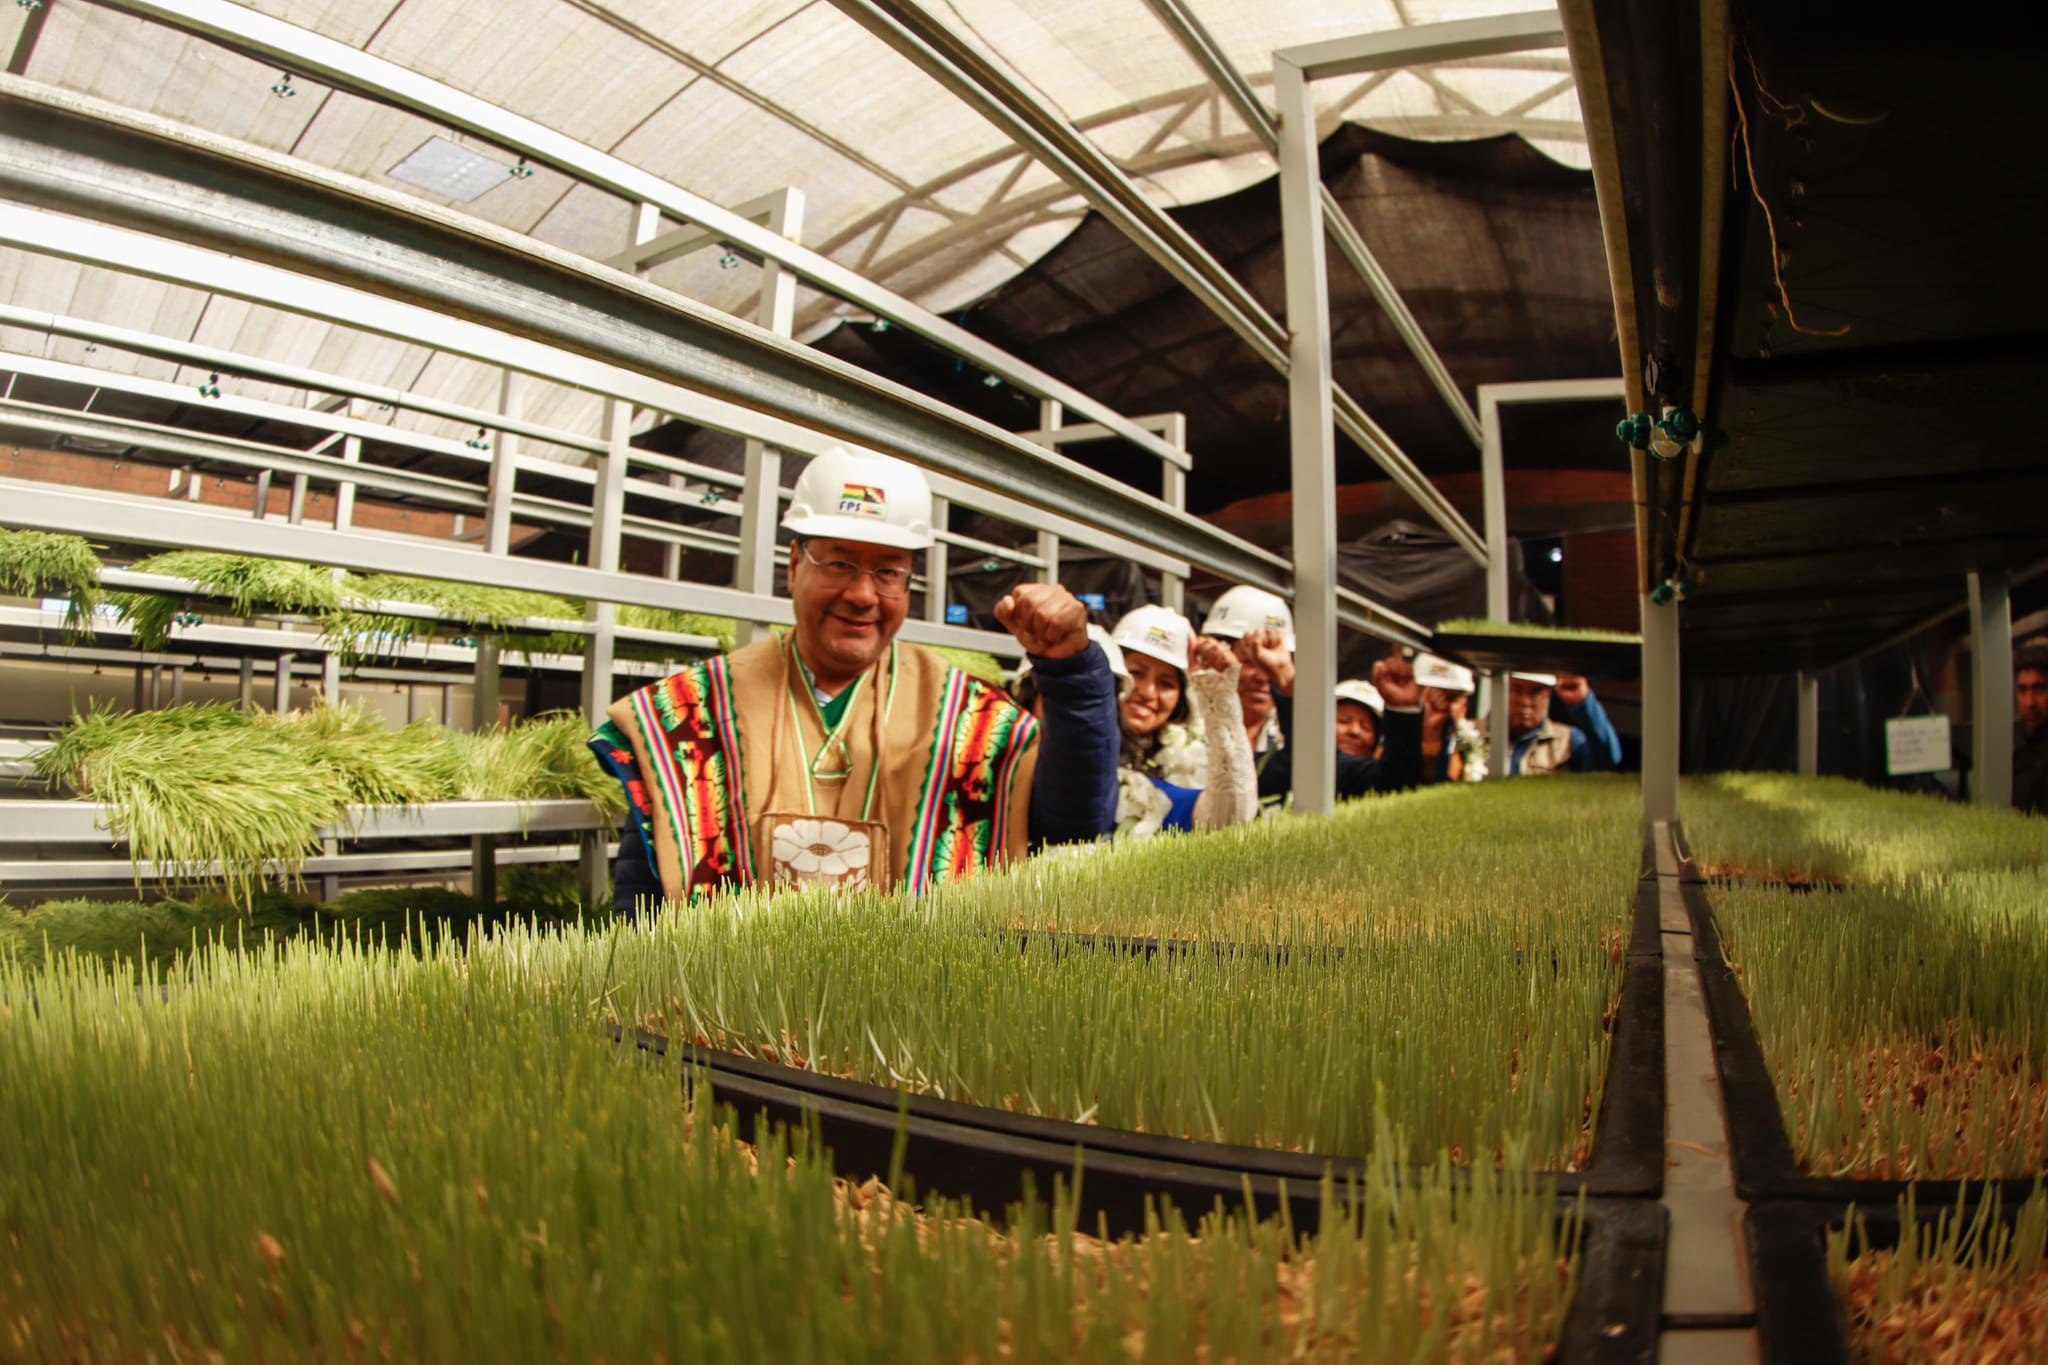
[1500,671,1622,776]
[1107,604,1258,838]
[1412,653,1480,783]
[1333,679,1384,759]
[592,445,1118,905]
[1236,631,1425,801]
[1200,586,1293,775]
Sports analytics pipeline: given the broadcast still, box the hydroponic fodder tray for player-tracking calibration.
[1683,878,2046,1209]
[619,913,1662,1204]
[653,1030,1667,1363]
[632,960,1655,1206]
[1428,631,1643,681]
[1746,1193,2048,1365]
[4,923,1608,1363]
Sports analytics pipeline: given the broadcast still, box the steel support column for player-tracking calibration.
[1641,595,1680,825]
[1969,570,2013,807]
[1277,57,1337,817]
[1796,671,1819,777]
[581,401,630,725]
[1480,389,1511,781]
[484,372,523,556]
[471,634,503,910]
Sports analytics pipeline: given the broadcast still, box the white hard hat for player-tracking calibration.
[1110,604,1192,674]
[1016,624,1132,698]
[1334,679,1385,715]
[1413,653,1476,693]
[781,444,934,551]
[1201,585,1295,651]
[1509,671,1560,687]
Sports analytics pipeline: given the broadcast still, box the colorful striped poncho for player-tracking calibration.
[590,635,1039,901]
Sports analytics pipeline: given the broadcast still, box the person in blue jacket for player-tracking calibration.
[1507,671,1622,775]
[1237,630,1425,802]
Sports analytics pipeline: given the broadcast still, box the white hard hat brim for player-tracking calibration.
[783,512,932,551]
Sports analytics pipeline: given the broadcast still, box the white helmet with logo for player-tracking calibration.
[1509,671,1560,687]
[781,444,934,551]
[1016,624,1132,698]
[1201,585,1295,651]
[1413,653,1476,693]
[1334,679,1385,715]
[1110,604,1193,674]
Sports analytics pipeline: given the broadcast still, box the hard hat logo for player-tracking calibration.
[837,483,887,517]
[1144,626,1173,648]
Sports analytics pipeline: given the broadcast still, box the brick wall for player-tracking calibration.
[1561,528,1640,632]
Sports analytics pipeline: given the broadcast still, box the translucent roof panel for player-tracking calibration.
[0,0,1587,478]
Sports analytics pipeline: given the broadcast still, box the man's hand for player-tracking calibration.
[1553,673,1590,707]
[1372,653,1420,709]
[1234,628,1295,696]
[995,582,1089,659]
[1189,636,1236,675]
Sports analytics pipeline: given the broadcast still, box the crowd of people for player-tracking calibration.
[593,447,1632,908]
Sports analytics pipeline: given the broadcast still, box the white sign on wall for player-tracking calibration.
[1884,714,1953,775]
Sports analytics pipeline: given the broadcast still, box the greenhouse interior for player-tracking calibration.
[1,0,2043,1360]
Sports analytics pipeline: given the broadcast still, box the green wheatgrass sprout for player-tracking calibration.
[37,704,620,896]
[1682,773,2048,886]
[1432,618,1642,644]
[925,643,1008,684]
[112,550,345,650]
[1830,1190,2048,1361]
[0,527,104,635]
[35,702,350,903]
[1710,868,2048,1180]
[0,930,1581,1361]
[604,778,1639,1167]
[0,868,592,976]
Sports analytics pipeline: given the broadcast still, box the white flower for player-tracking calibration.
[1453,719,1489,782]
[1115,767,1173,838]
[1150,722,1209,788]
[770,817,873,880]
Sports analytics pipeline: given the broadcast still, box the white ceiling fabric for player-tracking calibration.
[1,0,1585,464]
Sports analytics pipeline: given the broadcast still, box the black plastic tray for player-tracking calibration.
[681,1049,1665,1365]
[1685,877,2044,1208]
[627,869,1664,1198]
[1747,1195,2043,1365]
[1429,631,1642,681]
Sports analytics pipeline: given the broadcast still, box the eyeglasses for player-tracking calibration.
[797,543,914,599]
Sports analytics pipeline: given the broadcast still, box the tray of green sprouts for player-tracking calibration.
[0,910,1645,1362]
[607,777,1659,1194]
[1680,774,2048,1202]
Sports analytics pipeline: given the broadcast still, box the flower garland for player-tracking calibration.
[1454,718,1489,782]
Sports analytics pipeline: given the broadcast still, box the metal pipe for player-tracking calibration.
[1141,0,1486,444]
[0,95,1286,600]
[83,3,1188,472]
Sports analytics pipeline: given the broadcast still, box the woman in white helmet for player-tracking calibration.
[591,444,1120,906]
[1108,605,1258,838]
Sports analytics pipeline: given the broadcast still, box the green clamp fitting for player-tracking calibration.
[699,490,722,505]
[870,318,890,333]
[1615,413,1652,450]
[508,158,535,180]
[1649,581,1677,606]
[1655,406,1699,444]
